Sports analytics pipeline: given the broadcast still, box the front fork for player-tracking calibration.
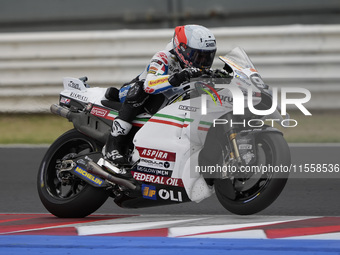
[219,113,250,180]
[223,113,242,166]
[229,132,242,166]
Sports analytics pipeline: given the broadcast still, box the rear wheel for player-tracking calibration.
[37,129,108,218]
[215,132,290,215]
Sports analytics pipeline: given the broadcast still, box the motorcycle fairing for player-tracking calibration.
[114,183,191,208]
[133,97,223,203]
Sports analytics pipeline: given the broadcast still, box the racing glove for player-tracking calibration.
[168,68,202,87]
[212,69,230,78]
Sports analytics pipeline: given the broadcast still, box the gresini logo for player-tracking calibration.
[68,81,81,90]
[201,85,312,116]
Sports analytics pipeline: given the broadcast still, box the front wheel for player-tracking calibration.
[37,129,109,218]
[215,132,291,215]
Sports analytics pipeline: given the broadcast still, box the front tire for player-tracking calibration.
[37,129,109,218]
[215,132,290,215]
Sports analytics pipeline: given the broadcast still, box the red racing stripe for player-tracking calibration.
[0,214,135,235]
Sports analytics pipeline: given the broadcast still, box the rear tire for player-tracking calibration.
[215,132,290,215]
[37,129,109,218]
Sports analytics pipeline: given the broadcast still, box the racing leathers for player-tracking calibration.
[104,42,200,165]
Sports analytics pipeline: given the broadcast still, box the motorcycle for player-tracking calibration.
[37,47,291,218]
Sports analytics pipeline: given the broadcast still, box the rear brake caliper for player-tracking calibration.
[56,159,77,184]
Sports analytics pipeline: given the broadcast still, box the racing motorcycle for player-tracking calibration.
[37,47,291,218]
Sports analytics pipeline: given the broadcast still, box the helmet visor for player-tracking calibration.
[184,46,216,69]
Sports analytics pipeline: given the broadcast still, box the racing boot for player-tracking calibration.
[103,118,132,166]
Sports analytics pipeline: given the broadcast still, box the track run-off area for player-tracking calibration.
[1,214,340,254]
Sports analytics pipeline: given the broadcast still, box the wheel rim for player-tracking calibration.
[217,136,274,203]
[44,138,97,200]
[233,140,273,202]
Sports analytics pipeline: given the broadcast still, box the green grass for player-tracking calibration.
[0,114,73,144]
[0,110,339,144]
[276,110,340,143]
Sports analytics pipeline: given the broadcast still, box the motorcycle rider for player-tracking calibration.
[104,24,218,166]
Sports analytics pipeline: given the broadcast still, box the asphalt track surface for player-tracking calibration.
[0,144,339,216]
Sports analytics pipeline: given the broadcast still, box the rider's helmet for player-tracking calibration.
[173,25,217,69]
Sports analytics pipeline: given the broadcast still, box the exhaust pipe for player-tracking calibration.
[50,104,70,119]
[87,161,136,190]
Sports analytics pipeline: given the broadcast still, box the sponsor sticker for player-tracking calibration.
[137,147,176,170]
[239,144,252,150]
[158,189,182,202]
[148,77,169,87]
[90,106,108,117]
[149,66,159,72]
[69,92,88,102]
[136,166,172,177]
[73,166,104,187]
[139,158,174,170]
[142,184,157,200]
[151,59,164,66]
[178,105,198,112]
[205,39,216,48]
[145,87,155,94]
[60,97,71,105]
[155,52,168,65]
[137,147,176,162]
[132,171,184,187]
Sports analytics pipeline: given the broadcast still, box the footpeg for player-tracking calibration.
[87,161,136,190]
[97,158,127,175]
